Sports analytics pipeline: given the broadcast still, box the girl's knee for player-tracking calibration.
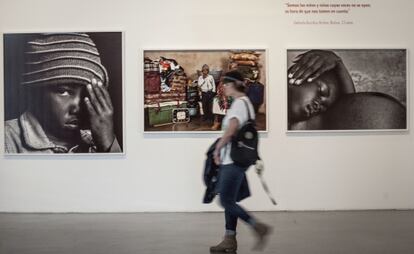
[219,196,235,209]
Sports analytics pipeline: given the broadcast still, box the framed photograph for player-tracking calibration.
[143,49,268,133]
[287,49,408,132]
[3,32,124,154]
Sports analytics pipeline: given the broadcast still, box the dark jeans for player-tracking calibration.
[201,91,214,121]
[218,164,252,231]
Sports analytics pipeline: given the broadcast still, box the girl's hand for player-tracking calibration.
[213,149,221,166]
[84,78,115,152]
[288,50,342,85]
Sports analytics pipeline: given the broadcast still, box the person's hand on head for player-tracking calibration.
[288,50,342,86]
[84,78,115,152]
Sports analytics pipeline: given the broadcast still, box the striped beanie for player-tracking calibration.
[22,33,109,87]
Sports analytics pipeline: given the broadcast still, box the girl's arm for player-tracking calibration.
[213,118,239,165]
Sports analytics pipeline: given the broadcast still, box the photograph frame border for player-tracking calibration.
[285,47,410,134]
[142,47,270,134]
[1,30,127,157]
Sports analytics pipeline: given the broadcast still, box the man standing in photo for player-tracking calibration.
[198,64,216,123]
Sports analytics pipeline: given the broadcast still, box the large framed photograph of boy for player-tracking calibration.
[287,49,408,132]
[143,49,268,133]
[3,32,124,154]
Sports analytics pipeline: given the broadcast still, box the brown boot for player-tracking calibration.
[252,222,272,251]
[210,235,237,252]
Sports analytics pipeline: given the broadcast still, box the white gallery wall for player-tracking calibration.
[0,0,413,212]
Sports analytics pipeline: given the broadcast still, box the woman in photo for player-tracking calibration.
[288,50,406,130]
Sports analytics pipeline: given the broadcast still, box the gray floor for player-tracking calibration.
[0,211,413,254]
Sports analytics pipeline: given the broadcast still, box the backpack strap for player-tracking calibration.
[240,97,253,121]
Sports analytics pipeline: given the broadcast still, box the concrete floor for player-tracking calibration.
[0,211,413,254]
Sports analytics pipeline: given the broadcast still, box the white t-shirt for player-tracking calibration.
[220,96,255,165]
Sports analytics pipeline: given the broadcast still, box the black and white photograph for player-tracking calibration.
[3,32,123,154]
[287,49,407,131]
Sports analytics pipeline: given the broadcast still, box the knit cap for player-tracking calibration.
[22,33,109,87]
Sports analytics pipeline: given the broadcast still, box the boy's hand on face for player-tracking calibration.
[84,78,115,152]
[288,50,341,85]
